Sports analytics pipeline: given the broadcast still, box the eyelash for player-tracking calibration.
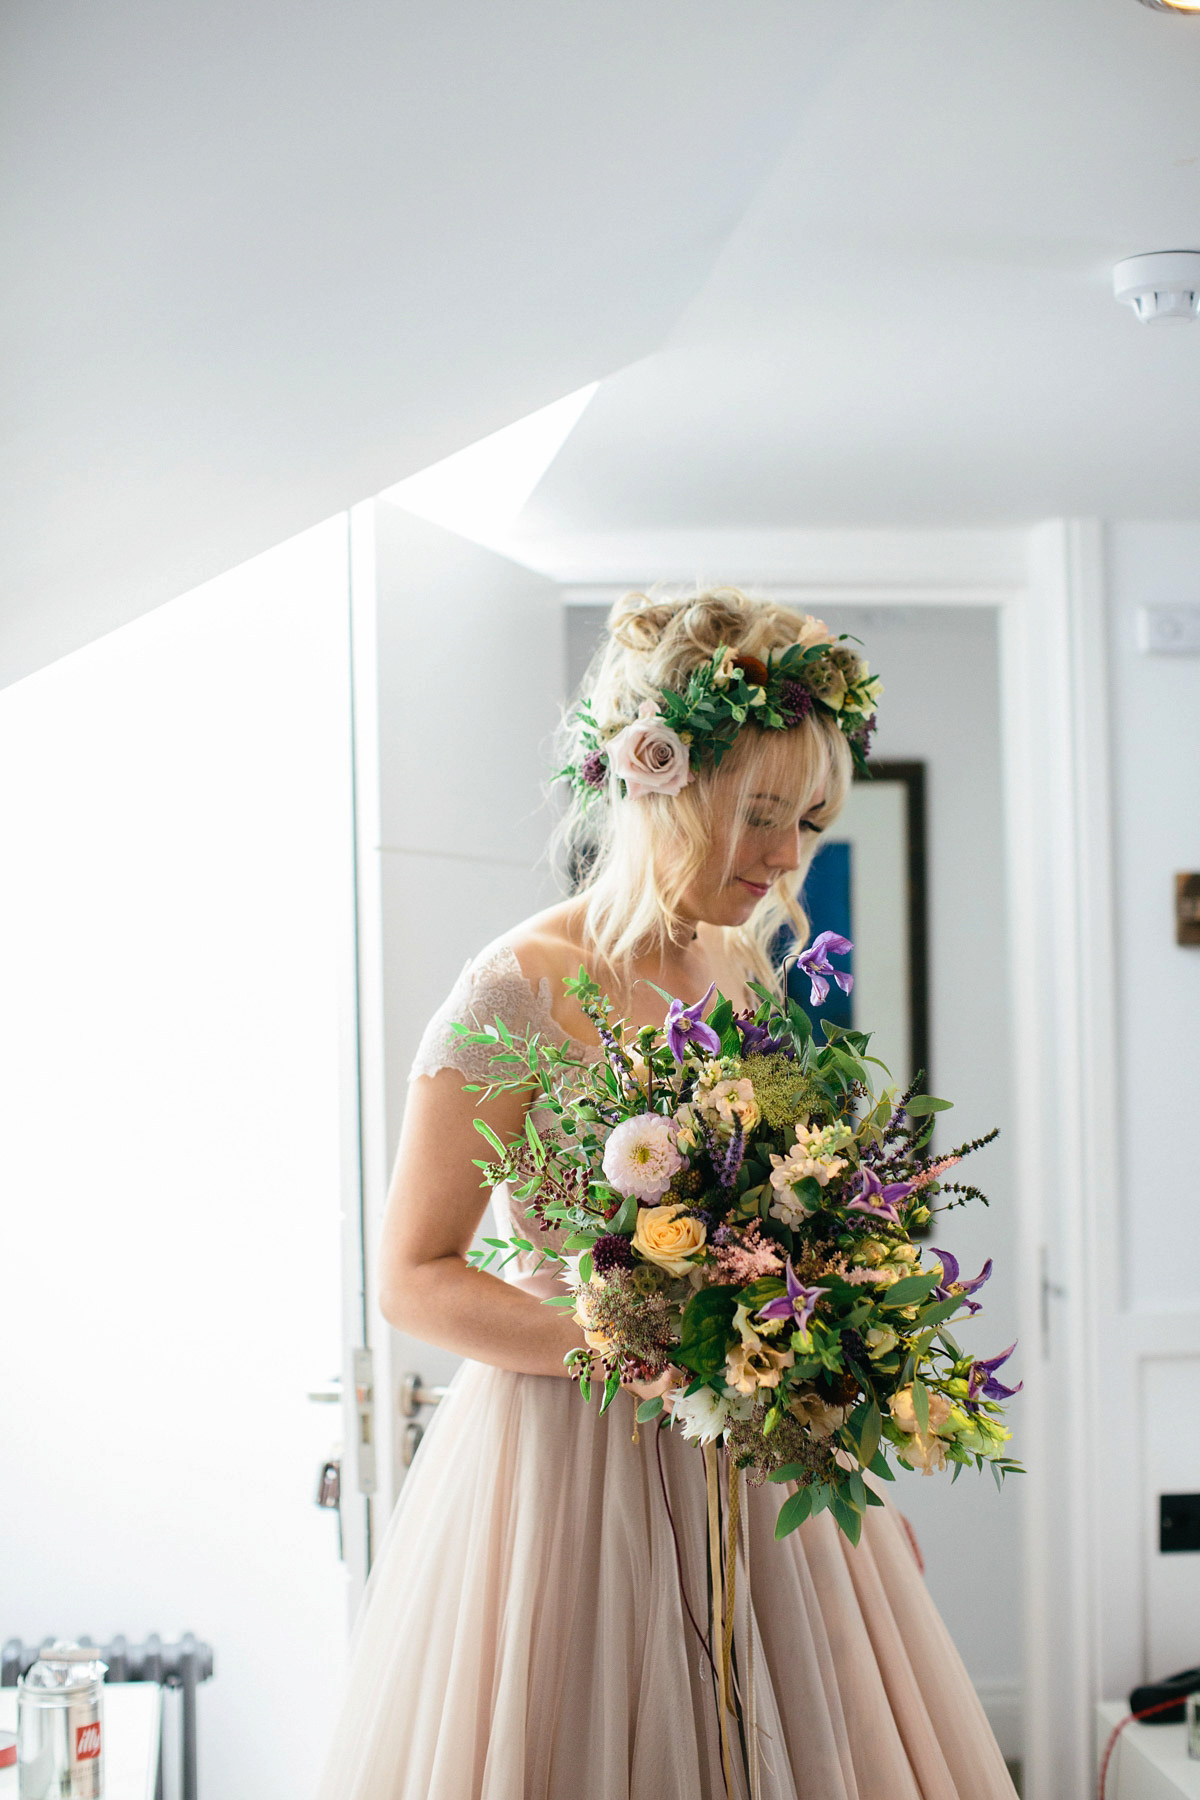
[745,815,824,834]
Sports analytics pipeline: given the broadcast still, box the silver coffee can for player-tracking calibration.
[17,1643,106,1799]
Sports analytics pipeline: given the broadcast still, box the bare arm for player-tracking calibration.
[377,1065,588,1379]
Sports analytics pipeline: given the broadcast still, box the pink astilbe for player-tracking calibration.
[714,1221,784,1283]
[907,1155,962,1192]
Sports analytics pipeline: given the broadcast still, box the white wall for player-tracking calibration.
[1104,522,1200,1687]
[0,520,354,1799]
[567,600,1022,1745]
[1107,525,1200,1314]
[353,505,565,1514]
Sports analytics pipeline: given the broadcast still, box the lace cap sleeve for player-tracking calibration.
[407,942,570,1084]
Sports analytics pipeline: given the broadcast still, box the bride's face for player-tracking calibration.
[677,743,829,930]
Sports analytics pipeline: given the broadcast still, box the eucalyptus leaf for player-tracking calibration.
[829,1493,863,1546]
[773,1487,814,1539]
[881,1272,940,1308]
[473,1119,508,1157]
[912,1377,930,1437]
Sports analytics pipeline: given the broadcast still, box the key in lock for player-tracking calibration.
[315,1458,341,1509]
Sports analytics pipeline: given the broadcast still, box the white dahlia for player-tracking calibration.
[601,1113,684,1203]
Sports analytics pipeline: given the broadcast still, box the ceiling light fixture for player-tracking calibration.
[1113,251,1200,323]
[1135,0,1200,12]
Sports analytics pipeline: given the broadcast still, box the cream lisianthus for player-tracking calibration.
[787,1390,848,1439]
[632,1203,707,1276]
[865,1325,899,1358]
[890,1386,954,1476]
[724,1337,794,1397]
[671,1103,702,1155]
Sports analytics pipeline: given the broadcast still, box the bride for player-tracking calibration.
[316,588,1017,1800]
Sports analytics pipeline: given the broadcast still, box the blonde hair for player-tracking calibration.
[550,587,854,999]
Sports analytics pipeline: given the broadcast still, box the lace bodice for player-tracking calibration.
[408,941,604,1083]
[408,941,604,1298]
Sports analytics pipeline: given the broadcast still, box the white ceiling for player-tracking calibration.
[1,1,876,685]
[5,0,1200,684]
[510,0,1200,552]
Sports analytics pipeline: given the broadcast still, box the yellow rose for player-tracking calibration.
[632,1203,707,1276]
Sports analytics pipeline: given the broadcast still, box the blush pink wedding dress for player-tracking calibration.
[315,942,1018,1800]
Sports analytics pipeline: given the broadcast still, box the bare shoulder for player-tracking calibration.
[489,898,600,1044]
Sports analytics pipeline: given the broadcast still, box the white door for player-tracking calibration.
[341,501,564,1588]
[0,518,358,1799]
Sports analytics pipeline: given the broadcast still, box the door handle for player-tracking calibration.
[399,1372,448,1418]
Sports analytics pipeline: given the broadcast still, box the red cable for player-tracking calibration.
[1097,1694,1195,1800]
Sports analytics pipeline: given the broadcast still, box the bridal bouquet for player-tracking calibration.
[460,936,1022,1546]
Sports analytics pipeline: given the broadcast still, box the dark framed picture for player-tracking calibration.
[786,760,929,1092]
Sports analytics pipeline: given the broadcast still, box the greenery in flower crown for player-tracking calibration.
[558,635,884,805]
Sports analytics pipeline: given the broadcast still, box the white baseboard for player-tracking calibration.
[975,1681,1023,1763]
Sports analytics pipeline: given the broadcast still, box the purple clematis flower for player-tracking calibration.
[733,1012,791,1057]
[846,1166,913,1225]
[665,983,720,1064]
[757,1256,824,1332]
[796,930,855,1008]
[929,1247,993,1317]
[967,1343,1023,1403]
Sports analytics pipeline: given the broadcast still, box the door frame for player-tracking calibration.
[341,516,1120,1789]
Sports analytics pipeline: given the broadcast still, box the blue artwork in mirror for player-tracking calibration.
[786,840,854,1033]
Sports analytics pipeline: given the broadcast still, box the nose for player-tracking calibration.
[762,823,804,874]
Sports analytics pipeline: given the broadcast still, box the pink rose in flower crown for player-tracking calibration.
[605,701,691,801]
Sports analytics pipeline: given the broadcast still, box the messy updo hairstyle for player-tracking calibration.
[549,587,853,1000]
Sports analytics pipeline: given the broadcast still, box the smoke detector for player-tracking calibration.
[1113,251,1200,323]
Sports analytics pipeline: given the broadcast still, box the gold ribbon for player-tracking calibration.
[703,1442,736,1797]
[703,1445,763,1800]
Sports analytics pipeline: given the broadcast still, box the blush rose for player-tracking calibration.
[604,701,691,801]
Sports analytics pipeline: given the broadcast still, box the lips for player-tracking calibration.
[738,878,769,897]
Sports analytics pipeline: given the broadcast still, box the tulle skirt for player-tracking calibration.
[315,1357,1017,1800]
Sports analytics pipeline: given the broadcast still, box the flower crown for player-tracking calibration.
[559,626,882,805]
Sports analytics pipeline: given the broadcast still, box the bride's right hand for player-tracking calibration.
[621,1365,680,1414]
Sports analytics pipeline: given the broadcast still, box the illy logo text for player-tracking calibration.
[75,1722,101,1760]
